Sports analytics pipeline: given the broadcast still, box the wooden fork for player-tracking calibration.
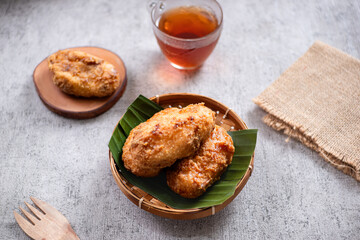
[14,197,79,240]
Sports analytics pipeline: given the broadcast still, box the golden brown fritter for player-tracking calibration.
[48,50,120,97]
[167,125,235,198]
[122,103,216,177]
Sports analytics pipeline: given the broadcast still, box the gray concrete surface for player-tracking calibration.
[1,0,360,239]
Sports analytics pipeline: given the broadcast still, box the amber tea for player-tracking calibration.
[157,6,218,39]
[152,4,222,70]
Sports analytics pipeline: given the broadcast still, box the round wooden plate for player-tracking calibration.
[33,47,127,119]
[109,93,254,220]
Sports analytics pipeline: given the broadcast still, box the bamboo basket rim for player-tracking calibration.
[109,93,255,219]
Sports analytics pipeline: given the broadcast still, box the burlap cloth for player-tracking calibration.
[253,41,360,181]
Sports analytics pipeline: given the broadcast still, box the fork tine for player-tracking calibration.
[30,197,46,213]
[24,202,44,219]
[14,211,34,227]
[30,197,68,223]
[20,207,38,225]
[14,211,41,239]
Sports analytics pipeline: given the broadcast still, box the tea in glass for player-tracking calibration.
[150,0,223,70]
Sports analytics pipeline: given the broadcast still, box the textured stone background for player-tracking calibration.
[1,0,359,239]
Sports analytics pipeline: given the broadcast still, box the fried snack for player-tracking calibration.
[122,103,215,177]
[48,50,120,97]
[167,125,235,198]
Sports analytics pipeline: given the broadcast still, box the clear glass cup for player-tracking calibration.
[149,0,223,70]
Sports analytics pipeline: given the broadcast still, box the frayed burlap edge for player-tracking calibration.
[253,98,360,181]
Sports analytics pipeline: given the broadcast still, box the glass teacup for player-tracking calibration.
[149,0,223,70]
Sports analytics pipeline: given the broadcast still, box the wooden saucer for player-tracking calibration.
[33,47,127,119]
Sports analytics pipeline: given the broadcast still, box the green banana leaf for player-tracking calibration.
[108,95,257,209]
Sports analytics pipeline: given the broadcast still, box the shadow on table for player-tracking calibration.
[146,202,235,238]
[21,75,45,113]
[146,51,201,88]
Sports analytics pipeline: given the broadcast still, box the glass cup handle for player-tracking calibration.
[147,0,165,14]
[147,1,158,14]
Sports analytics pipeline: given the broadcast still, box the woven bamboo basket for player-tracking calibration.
[109,93,254,220]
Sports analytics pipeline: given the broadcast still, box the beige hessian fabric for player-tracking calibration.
[253,41,360,181]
